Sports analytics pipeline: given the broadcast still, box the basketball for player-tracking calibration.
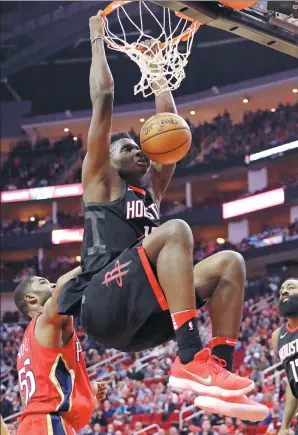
[140,113,192,165]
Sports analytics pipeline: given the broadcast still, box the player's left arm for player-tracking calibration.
[42,266,82,325]
[91,381,108,402]
[278,384,298,434]
[146,73,177,202]
[18,379,25,409]
[0,416,9,435]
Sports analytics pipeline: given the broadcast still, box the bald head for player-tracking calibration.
[14,277,35,316]
[14,276,54,317]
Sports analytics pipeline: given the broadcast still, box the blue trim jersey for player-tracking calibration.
[17,315,94,431]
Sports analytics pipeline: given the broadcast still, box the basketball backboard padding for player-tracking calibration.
[150,1,298,58]
[150,1,218,24]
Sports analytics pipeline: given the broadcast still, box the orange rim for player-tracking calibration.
[101,0,200,51]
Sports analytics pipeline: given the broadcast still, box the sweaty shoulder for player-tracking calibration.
[82,153,122,203]
[272,328,280,351]
[35,310,73,348]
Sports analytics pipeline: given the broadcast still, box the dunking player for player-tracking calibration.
[57,12,267,420]
[272,278,298,435]
[13,267,108,435]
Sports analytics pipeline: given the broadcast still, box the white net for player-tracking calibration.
[102,1,200,98]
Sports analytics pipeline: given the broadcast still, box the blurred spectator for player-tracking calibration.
[0,263,295,434]
[198,419,218,435]
[2,132,83,191]
[106,423,115,435]
[103,401,115,419]
[93,423,103,435]
[168,426,179,435]
[133,422,143,432]
[91,408,108,427]
[0,390,13,418]
[2,218,298,290]
[218,424,229,435]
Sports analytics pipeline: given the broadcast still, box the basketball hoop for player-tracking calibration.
[101,1,200,98]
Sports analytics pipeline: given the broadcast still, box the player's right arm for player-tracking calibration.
[272,329,298,434]
[82,11,116,195]
[271,328,280,352]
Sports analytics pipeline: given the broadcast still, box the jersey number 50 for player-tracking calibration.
[18,357,36,405]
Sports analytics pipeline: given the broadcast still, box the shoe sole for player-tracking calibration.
[168,375,254,398]
[194,396,269,422]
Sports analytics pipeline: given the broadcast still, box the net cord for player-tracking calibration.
[102,1,198,97]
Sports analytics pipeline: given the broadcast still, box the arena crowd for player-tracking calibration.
[0,273,292,434]
[2,218,297,286]
[2,102,297,191]
[1,102,298,434]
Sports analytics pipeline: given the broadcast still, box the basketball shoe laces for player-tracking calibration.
[203,353,231,379]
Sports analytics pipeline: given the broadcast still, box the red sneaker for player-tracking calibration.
[169,348,254,397]
[194,394,269,422]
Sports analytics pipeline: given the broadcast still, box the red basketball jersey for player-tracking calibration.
[17,315,94,431]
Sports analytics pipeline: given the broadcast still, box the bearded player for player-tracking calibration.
[14,268,108,435]
[272,278,298,435]
[57,11,268,421]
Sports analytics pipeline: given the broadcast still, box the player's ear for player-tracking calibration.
[25,293,38,305]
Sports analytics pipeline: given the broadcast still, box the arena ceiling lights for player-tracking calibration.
[52,229,84,245]
[0,183,83,203]
[245,139,298,164]
[222,188,285,219]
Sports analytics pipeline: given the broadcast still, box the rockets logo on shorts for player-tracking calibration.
[102,260,132,287]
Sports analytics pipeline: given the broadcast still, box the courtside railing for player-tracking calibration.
[133,343,177,371]
[262,361,285,393]
[134,424,160,435]
[133,347,167,371]
[55,149,82,184]
[3,411,22,423]
[87,352,129,379]
[95,370,118,383]
[249,294,277,315]
[179,404,203,430]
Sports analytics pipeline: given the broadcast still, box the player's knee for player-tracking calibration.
[219,250,245,273]
[165,219,193,248]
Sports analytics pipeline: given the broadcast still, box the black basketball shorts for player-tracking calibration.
[80,241,205,352]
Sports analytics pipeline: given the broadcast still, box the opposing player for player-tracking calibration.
[14,268,108,435]
[272,278,298,435]
[57,11,266,420]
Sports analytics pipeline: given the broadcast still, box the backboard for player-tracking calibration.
[150,1,298,58]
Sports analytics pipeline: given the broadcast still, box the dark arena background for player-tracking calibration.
[1,1,298,434]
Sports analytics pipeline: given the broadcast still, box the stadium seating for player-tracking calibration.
[2,103,297,190]
[2,101,298,434]
[1,273,291,434]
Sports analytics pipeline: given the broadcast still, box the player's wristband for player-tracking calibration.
[91,36,104,45]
